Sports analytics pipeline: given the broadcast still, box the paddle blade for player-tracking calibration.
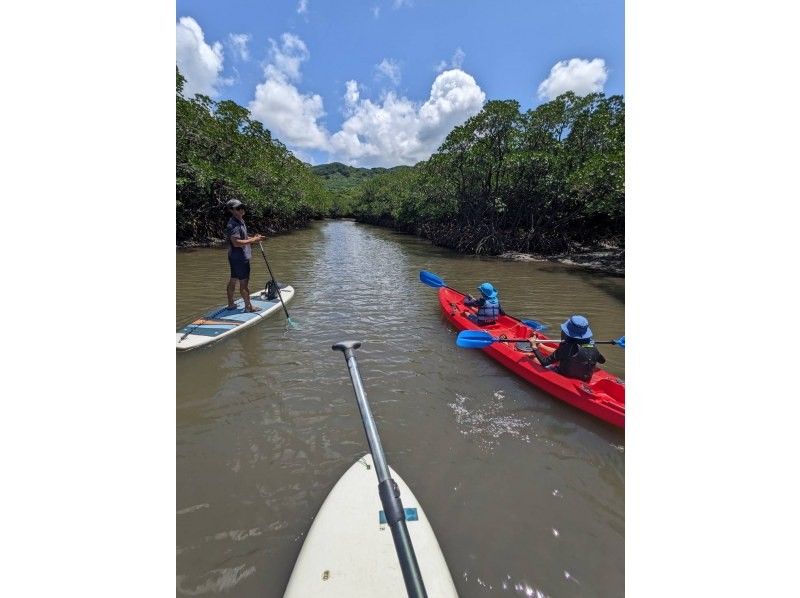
[614,335,625,348]
[456,330,496,349]
[419,270,446,288]
[521,319,549,332]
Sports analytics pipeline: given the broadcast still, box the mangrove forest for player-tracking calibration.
[177,67,624,255]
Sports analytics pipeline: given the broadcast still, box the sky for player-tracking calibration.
[176,0,624,167]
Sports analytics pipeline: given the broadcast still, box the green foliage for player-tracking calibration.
[313,162,383,188]
[176,67,332,244]
[311,162,412,218]
[347,92,625,253]
[351,167,424,229]
[177,60,624,254]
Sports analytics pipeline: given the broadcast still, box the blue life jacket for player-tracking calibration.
[476,298,501,324]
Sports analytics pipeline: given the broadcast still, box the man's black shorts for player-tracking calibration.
[228,256,251,280]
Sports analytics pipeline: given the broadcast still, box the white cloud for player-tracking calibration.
[537,58,608,100]
[246,34,484,166]
[176,17,225,97]
[269,33,309,82]
[297,0,308,15]
[228,33,251,61]
[393,0,413,8]
[436,47,466,72]
[372,6,380,18]
[248,33,329,149]
[329,69,486,167]
[418,70,485,141]
[344,80,360,110]
[375,58,401,85]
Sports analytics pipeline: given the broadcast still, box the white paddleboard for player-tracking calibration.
[284,454,458,597]
[176,286,294,351]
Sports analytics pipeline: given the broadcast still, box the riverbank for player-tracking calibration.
[176,219,317,249]
[177,219,625,276]
[501,242,625,276]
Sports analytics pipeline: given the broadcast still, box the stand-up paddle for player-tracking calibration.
[283,341,458,597]
[333,341,428,597]
[257,241,297,328]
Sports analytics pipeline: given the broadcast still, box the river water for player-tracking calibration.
[177,220,625,597]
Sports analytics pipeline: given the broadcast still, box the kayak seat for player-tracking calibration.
[515,341,533,352]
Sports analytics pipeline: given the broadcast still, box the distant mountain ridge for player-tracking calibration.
[311,162,412,192]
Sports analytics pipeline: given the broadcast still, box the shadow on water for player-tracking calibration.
[539,265,626,304]
[575,273,626,304]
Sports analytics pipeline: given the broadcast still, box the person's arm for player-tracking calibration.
[531,341,564,367]
[531,343,555,366]
[230,233,265,247]
[593,347,606,365]
[463,296,484,307]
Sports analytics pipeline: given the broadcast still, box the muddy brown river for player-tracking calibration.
[177,220,625,597]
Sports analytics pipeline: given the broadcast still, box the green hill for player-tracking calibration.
[311,162,411,193]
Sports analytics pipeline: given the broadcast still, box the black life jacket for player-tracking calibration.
[557,342,603,382]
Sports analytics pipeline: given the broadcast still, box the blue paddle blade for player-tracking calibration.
[614,336,625,348]
[521,319,549,332]
[419,270,446,288]
[456,330,496,349]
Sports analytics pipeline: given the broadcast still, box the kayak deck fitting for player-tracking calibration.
[439,287,625,428]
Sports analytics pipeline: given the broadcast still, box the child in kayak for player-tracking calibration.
[464,282,503,325]
[529,315,606,382]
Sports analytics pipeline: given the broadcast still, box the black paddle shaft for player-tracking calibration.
[332,341,428,598]
[257,241,291,320]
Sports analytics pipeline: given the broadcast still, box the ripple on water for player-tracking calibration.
[497,573,551,596]
[448,390,532,451]
[176,503,209,516]
[176,564,256,595]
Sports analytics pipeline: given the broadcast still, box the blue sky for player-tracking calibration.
[176,0,624,167]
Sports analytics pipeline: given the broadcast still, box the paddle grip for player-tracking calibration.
[332,340,362,354]
[378,478,405,525]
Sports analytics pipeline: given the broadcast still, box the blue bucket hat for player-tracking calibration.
[561,315,593,340]
[477,282,497,299]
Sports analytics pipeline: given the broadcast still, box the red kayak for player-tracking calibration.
[438,286,625,428]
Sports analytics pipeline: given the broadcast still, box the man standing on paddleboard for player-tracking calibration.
[225,199,264,312]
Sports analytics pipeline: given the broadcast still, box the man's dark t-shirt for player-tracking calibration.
[226,217,251,260]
